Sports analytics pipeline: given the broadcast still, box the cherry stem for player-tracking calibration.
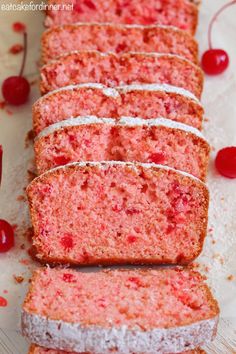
[208,0,236,49]
[19,32,27,77]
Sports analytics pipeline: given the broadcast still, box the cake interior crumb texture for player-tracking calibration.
[45,0,198,35]
[27,162,209,265]
[33,84,204,134]
[41,23,198,64]
[22,267,218,353]
[34,117,210,180]
[40,52,204,98]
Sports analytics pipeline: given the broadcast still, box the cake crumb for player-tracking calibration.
[30,79,38,86]
[27,169,37,183]
[17,194,26,202]
[23,226,34,242]
[19,258,30,266]
[227,275,235,281]
[13,275,24,284]
[25,129,35,148]
[6,109,13,116]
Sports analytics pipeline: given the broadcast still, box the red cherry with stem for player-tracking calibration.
[201,0,236,75]
[215,146,236,178]
[2,32,30,105]
[0,146,15,252]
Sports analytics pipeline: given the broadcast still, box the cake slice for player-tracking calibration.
[33,84,204,134]
[29,344,206,354]
[45,0,198,35]
[34,117,210,181]
[40,51,204,98]
[27,162,209,265]
[41,23,198,64]
[22,267,219,353]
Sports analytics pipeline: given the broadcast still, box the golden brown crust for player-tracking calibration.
[41,23,199,64]
[27,163,209,266]
[40,52,204,97]
[29,343,206,353]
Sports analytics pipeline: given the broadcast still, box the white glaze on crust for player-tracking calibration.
[43,22,194,34]
[34,83,201,106]
[21,311,218,354]
[26,161,208,192]
[36,116,206,141]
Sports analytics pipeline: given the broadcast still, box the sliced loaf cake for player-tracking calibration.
[27,162,209,265]
[45,0,198,35]
[41,23,198,63]
[34,117,210,180]
[40,52,204,98]
[22,267,219,353]
[33,84,204,134]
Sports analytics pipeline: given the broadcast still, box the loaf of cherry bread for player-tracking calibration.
[34,117,210,180]
[40,51,204,98]
[27,162,209,265]
[29,344,205,354]
[41,23,198,64]
[45,0,198,35]
[33,84,204,134]
[22,267,219,353]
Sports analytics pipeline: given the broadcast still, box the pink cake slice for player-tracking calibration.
[45,0,198,35]
[34,117,210,181]
[40,51,204,98]
[27,162,209,265]
[33,83,204,134]
[22,267,219,353]
[29,344,205,354]
[41,23,198,64]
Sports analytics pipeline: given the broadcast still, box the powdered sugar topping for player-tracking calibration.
[36,116,206,141]
[34,83,201,105]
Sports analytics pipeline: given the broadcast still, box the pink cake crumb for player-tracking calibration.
[33,84,204,134]
[45,0,198,35]
[34,117,210,181]
[40,52,204,98]
[41,23,198,63]
[27,162,209,266]
[22,267,219,353]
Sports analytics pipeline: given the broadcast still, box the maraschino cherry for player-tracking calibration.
[2,31,30,105]
[215,147,236,178]
[0,146,15,253]
[201,1,236,75]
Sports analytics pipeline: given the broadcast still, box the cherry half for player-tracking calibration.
[215,147,236,178]
[201,1,236,75]
[2,31,30,105]
[0,146,15,252]
[0,220,15,253]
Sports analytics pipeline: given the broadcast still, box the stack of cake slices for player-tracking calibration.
[22,1,219,353]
